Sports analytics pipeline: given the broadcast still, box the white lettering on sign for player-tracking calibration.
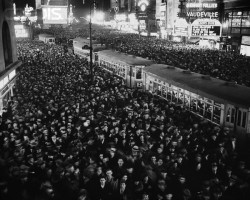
[186,12,218,18]
[186,3,217,9]
[42,7,68,24]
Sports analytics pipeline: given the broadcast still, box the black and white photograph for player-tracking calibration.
[0,0,250,200]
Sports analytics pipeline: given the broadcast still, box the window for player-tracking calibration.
[242,112,247,128]
[237,110,242,126]
[2,21,13,67]
[213,106,221,125]
[231,108,235,123]
[162,86,167,98]
[136,67,142,79]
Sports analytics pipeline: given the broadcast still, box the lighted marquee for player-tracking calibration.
[174,18,189,36]
[14,25,29,38]
[191,19,221,37]
[185,0,219,19]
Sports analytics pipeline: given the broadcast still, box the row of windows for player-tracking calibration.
[100,59,144,80]
[146,79,222,125]
[226,107,247,128]
[100,60,126,78]
[225,10,250,35]
[146,77,248,129]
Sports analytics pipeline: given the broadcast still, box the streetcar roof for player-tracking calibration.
[73,37,100,45]
[38,34,54,38]
[144,64,250,108]
[98,50,154,66]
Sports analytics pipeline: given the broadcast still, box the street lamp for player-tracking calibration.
[83,0,96,83]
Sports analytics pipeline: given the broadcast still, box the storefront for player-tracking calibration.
[0,64,21,114]
[222,0,250,48]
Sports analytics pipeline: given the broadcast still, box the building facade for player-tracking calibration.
[0,0,21,114]
[222,0,250,51]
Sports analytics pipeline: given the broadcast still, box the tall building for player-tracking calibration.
[0,0,21,113]
[222,0,250,48]
[41,0,68,6]
[156,0,167,38]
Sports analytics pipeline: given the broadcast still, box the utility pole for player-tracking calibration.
[89,2,93,83]
[83,0,95,83]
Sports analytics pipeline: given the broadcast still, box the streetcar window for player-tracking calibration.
[237,110,242,126]
[226,107,231,122]
[242,112,247,128]
[136,67,142,79]
[231,108,235,123]
[213,106,221,125]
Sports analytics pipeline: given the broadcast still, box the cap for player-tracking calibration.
[132,145,139,151]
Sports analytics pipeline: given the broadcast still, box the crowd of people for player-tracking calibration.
[36,25,250,87]
[0,37,250,200]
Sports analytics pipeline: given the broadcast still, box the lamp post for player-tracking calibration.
[83,0,95,83]
[89,2,93,83]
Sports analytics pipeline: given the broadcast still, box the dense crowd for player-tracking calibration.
[0,39,250,200]
[36,26,250,87]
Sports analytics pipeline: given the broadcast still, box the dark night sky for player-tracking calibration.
[12,0,111,19]
[13,0,110,9]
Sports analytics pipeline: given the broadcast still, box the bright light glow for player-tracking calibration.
[14,16,21,21]
[3,76,9,86]
[86,15,91,21]
[115,14,126,21]
[9,70,16,80]
[141,4,146,12]
[222,22,228,28]
[129,13,137,23]
[94,12,104,21]
[173,36,181,42]
[0,80,3,90]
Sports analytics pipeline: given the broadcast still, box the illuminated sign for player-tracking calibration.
[185,0,219,19]
[174,18,188,36]
[186,3,217,9]
[14,25,29,38]
[24,4,34,17]
[139,20,146,30]
[138,0,149,11]
[242,36,250,46]
[42,6,68,24]
[115,14,126,21]
[186,11,218,18]
[191,19,221,37]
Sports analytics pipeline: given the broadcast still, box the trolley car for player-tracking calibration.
[142,64,250,134]
[73,37,105,62]
[98,50,154,88]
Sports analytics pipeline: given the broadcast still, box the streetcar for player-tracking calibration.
[142,64,250,135]
[73,37,105,62]
[97,50,154,88]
